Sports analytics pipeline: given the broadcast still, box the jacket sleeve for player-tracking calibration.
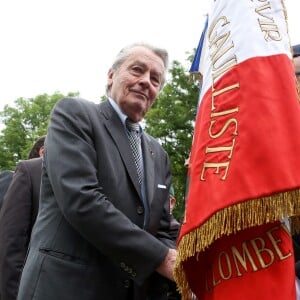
[0,162,33,300]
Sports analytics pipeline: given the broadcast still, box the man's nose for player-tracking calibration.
[138,73,151,87]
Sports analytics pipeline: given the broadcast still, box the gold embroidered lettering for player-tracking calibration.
[205,267,221,292]
[231,242,258,276]
[266,225,292,261]
[209,118,238,139]
[208,16,230,44]
[255,3,273,21]
[201,162,230,181]
[251,237,274,268]
[205,222,293,292]
[211,107,239,118]
[218,251,232,280]
[198,14,239,183]
[205,139,236,159]
[212,53,237,81]
[253,0,282,41]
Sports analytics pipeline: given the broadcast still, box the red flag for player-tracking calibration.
[183,222,295,300]
[175,0,300,299]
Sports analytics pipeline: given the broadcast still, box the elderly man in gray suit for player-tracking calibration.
[17,43,179,300]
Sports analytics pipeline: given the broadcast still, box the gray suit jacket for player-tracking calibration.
[17,98,174,300]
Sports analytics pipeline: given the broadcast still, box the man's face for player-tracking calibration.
[294,56,300,83]
[107,46,165,122]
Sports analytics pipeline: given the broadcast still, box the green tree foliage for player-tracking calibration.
[145,59,200,220]
[0,91,78,170]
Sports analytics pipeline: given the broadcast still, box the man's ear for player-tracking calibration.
[170,196,176,213]
[39,146,44,157]
[106,69,115,95]
[107,68,114,86]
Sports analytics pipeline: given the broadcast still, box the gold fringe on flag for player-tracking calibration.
[174,188,300,299]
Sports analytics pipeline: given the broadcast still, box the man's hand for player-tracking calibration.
[156,248,177,281]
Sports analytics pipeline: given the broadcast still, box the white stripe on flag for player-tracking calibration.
[199,0,292,101]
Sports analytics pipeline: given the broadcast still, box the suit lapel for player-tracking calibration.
[99,101,142,198]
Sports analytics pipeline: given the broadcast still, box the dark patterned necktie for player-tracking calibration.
[126,118,143,185]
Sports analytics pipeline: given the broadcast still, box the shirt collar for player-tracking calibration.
[108,97,127,126]
[108,98,142,134]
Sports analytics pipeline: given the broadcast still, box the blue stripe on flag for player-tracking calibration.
[189,16,208,74]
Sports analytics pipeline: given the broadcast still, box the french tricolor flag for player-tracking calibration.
[175,1,300,299]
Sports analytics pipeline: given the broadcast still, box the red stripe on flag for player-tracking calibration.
[180,54,300,239]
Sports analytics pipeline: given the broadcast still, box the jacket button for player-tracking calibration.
[123,279,131,288]
[120,262,125,269]
[136,205,144,215]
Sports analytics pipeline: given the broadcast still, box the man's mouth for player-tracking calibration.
[131,90,148,100]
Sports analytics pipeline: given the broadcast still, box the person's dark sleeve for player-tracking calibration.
[0,162,33,300]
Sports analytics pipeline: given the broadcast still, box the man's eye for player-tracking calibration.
[151,77,161,86]
[132,66,143,73]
